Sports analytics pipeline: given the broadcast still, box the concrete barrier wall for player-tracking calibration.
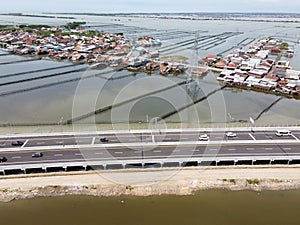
[0,156,299,176]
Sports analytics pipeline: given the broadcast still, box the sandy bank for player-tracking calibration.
[0,166,300,202]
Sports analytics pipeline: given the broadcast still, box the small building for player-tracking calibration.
[286,69,300,80]
[248,69,267,78]
[276,60,290,69]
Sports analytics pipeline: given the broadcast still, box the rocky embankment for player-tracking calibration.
[0,167,300,202]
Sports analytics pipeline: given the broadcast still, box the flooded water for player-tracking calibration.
[0,190,300,225]
[0,14,300,127]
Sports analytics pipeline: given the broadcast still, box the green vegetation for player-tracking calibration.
[279,42,289,50]
[247,179,260,185]
[19,24,51,29]
[64,21,86,29]
[0,24,51,32]
[0,25,16,31]
[229,179,236,184]
[0,23,102,38]
[222,179,236,184]
[84,30,103,37]
[125,185,134,191]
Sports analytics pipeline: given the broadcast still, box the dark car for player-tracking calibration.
[32,152,43,158]
[0,156,7,162]
[11,140,24,146]
[100,137,109,143]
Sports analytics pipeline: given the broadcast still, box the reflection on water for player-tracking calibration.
[0,191,300,225]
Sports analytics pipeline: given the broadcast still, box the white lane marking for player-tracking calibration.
[92,137,96,145]
[291,134,299,141]
[21,139,29,148]
[54,154,63,157]
[152,135,155,143]
[208,149,218,151]
[36,142,45,145]
[153,150,162,153]
[283,148,291,150]
[95,152,104,155]
[75,153,82,156]
[265,148,273,150]
[247,148,255,150]
[12,156,21,159]
[56,141,64,144]
[228,148,236,151]
[249,133,256,141]
[133,151,141,154]
[114,151,123,154]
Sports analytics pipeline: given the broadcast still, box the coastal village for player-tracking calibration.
[200,38,300,97]
[0,24,187,74]
[0,23,299,98]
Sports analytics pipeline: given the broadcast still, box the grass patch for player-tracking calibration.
[222,179,236,184]
[125,185,134,191]
[247,179,260,185]
[229,179,236,184]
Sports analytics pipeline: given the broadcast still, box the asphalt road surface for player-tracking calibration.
[0,129,300,166]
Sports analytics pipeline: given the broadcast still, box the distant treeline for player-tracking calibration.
[65,21,86,29]
[0,22,104,38]
[0,22,86,30]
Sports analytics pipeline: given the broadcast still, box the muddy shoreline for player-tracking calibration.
[0,166,300,202]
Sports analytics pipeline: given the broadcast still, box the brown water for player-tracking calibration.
[0,191,300,225]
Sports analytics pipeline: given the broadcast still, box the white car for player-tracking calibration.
[226,132,237,138]
[276,130,292,137]
[199,134,209,141]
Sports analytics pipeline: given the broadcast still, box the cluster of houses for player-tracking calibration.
[200,38,300,97]
[0,26,188,75]
[0,27,133,64]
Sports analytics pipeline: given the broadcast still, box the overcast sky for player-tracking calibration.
[1,0,300,13]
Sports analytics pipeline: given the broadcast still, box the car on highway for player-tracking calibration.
[32,152,43,158]
[11,140,24,146]
[100,137,109,143]
[199,134,209,141]
[0,156,7,162]
[226,132,237,138]
[276,130,292,137]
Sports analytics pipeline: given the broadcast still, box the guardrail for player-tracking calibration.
[0,126,300,139]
